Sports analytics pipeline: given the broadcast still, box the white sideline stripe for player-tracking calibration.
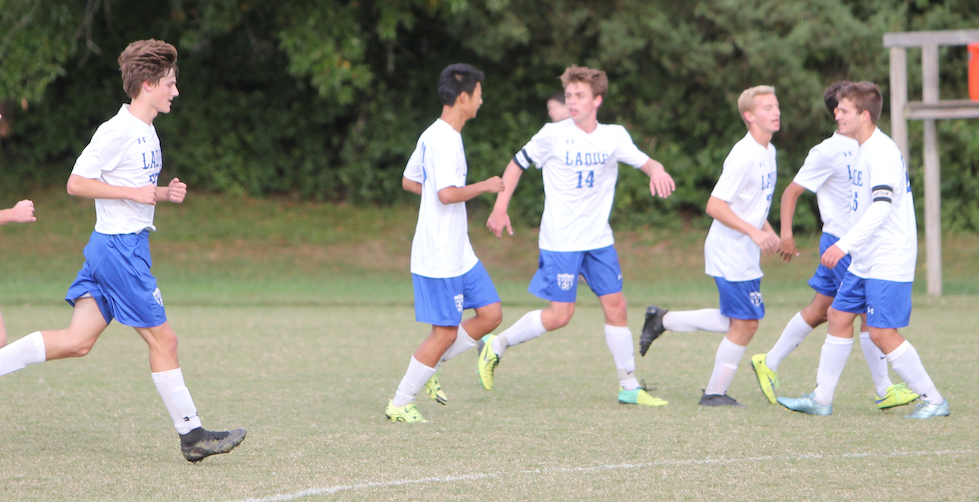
[233,448,974,502]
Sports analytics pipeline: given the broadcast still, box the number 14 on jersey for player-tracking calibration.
[576,170,595,189]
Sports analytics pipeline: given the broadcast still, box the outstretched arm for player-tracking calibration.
[706,196,779,255]
[778,182,807,262]
[486,160,525,237]
[0,200,36,225]
[67,174,157,205]
[640,158,675,198]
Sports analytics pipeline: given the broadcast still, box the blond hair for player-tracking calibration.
[737,85,776,127]
[560,65,609,99]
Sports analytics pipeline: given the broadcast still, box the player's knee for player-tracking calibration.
[482,304,503,332]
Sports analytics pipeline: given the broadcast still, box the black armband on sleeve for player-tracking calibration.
[871,185,893,203]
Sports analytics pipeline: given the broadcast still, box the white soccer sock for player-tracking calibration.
[604,324,638,390]
[813,334,853,406]
[859,331,892,396]
[392,357,436,407]
[439,325,478,363]
[888,341,943,405]
[0,331,46,377]
[765,312,813,372]
[152,368,203,434]
[704,336,746,395]
[662,309,730,333]
[492,310,546,357]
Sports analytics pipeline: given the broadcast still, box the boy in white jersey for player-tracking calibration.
[778,81,949,419]
[480,66,673,407]
[0,40,246,461]
[750,82,918,410]
[384,64,505,423]
[0,193,36,347]
[642,86,780,407]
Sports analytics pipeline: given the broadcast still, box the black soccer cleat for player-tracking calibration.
[639,305,669,357]
[698,391,745,407]
[180,427,247,463]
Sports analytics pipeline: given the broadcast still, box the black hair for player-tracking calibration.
[437,63,484,106]
[549,91,565,104]
[823,80,851,116]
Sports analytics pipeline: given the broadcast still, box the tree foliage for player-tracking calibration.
[1,0,978,232]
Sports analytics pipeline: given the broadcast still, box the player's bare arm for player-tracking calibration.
[486,160,525,237]
[778,182,806,262]
[706,195,779,255]
[67,174,157,205]
[437,176,504,205]
[0,200,37,224]
[402,177,422,195]
[156,177,187,203]
[640,158,675,198]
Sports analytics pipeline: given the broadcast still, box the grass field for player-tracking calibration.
[0,191,977,501]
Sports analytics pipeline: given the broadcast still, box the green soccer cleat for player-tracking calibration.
[875,382,918,409]
[777,392,832,416]
[385,400,427,423]
[179,427,247,463]
[424,370,448,405]
[618,384,668,407]
[750,353,779,404]
[639,306,669,357]
[904,399,950,419]
[476,334,501,391]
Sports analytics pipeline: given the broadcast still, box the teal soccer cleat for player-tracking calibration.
[777,393,832,416]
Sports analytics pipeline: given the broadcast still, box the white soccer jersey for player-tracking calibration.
[792,132,859,237]
[704,132,778,281]
[513,119,650,252]
[406,119,478,278]
[835,128,917,282]
[71,105,163,235]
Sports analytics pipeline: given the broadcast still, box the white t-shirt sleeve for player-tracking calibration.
[710,150,750,202]
[513,125,554,170]
[403,145,424,183]
[612,126,650,168]
[71,125,128,179]
[792,145,832,193]
[427,137,463,192]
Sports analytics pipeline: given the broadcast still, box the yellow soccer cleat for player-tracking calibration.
[424,370,448,405]
[385,400,427,423]
[618,383,668,407]
[476,334,501,391]
[876,382,919,410]
[750,353,779,404]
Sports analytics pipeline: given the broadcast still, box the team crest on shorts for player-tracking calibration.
[749,291,763,307]
[454,294,464,312]
[557,273,575,291]
[153,287,164,306]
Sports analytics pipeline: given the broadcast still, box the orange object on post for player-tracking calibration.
[970,42,979,101]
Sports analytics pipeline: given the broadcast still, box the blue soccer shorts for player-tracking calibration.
[831,272,912,329]
[412,261,500,326]
[528,246,623,302]
[65,230,167,328]
[808,232,851,297]
[714,277,765,320]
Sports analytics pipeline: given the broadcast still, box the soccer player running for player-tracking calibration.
[0,40,246,461]
[778,82,949,419]
[385,64,505,423]
[750,82,919,410]
[641,86,780,407]
[481,65,673,407]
